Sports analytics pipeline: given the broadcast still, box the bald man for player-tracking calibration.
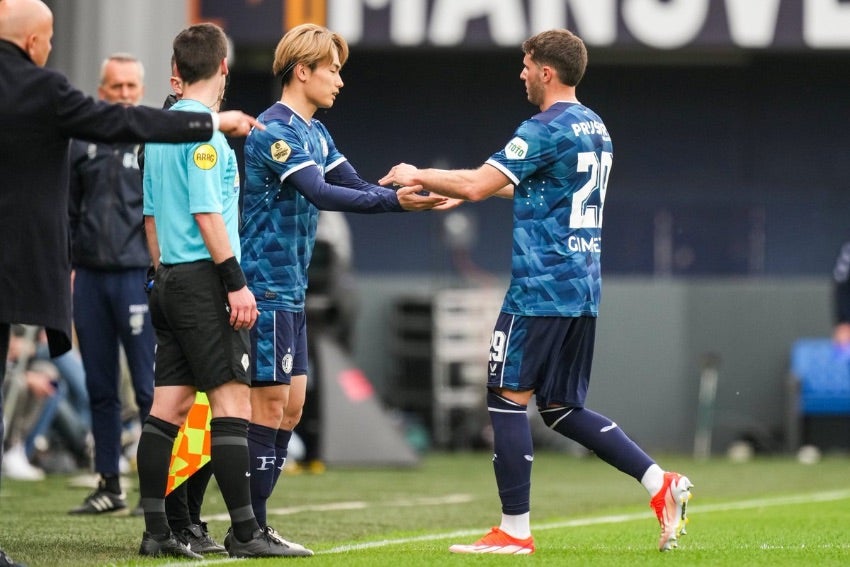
[0,3,258,564]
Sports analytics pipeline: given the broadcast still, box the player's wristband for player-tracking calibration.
[211,112,220,133]
[215,256,247,292]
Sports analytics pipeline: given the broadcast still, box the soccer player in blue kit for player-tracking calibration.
[239,23,450,551]
[380,29,693,554]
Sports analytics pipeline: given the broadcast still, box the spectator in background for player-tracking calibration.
[67,53,156,517]
[3,326,55,482]
[29,332,89,472]
[0,0,259,563]
[831,242,850,350]
[2,327,90,479]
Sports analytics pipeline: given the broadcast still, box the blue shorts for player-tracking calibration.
[488,312,596,408]
[250,309,308,385]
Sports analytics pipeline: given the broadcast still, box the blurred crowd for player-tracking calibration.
[1,325,138,481]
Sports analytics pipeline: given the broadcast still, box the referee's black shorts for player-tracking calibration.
[149,260,251,391]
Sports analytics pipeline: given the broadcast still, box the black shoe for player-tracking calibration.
[180,523,226,554]
[68,482,128,515]
[139,531,202,559]
[228,527,313,558]
[0,548,26,567]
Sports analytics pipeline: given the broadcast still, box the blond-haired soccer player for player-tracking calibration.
[239,23,450,551]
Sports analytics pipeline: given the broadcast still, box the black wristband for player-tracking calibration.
[215,256,247,292]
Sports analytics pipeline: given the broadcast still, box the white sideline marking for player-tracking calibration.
[323,488,850,554]
[205,493,474,522]
[159,488,850,565]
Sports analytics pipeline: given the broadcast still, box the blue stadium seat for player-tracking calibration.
[790,338,850,415]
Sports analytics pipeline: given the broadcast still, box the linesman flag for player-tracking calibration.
[166,392,212,495]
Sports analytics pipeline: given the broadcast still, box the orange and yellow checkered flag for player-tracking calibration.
[166,392,212,495]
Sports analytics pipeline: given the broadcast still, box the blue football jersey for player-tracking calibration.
[240,102,346,311]
[486,102,613,317]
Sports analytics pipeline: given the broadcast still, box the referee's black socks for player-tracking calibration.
[211,417,260,542]
[137,415,180,535]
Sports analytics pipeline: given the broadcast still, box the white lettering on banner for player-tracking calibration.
[805,0,850,48]
[430,0,525,46]
[529,0,616,44]
[392,0,429,45]
[328,0,363,43]
[330,0,428,45]
[326,0,850,49]
[726,0,781,47]
[622,0,710,49]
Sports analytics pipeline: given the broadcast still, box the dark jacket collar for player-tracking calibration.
[0,39,34,63]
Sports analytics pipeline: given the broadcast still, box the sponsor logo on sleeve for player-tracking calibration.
[193,144,217,170]
[505,137,528,160]
[271,140,292,162]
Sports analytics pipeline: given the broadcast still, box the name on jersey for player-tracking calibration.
[567,235,601,253]
[193,144,217,170]
[571,121,609,139]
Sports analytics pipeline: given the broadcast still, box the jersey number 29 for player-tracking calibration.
[569,151,612,229]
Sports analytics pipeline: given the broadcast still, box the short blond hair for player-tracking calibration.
[273,23,349,85]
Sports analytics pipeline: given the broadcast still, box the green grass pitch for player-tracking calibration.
[1,451,847,566]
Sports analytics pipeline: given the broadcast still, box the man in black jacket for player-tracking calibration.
[66,53,159,517]
[0,1,259,564]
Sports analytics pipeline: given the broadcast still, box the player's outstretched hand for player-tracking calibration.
[217,110,265,137]
[432,196,464,211]
[379,162,419,188]
[396,185,448,211]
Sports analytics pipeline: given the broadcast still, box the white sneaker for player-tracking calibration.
[2,443,45,481]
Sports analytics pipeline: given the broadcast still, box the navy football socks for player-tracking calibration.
[487,391,533,515]
[540,406,655,480]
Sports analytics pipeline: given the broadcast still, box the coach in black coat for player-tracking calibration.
[0,0,257,359]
